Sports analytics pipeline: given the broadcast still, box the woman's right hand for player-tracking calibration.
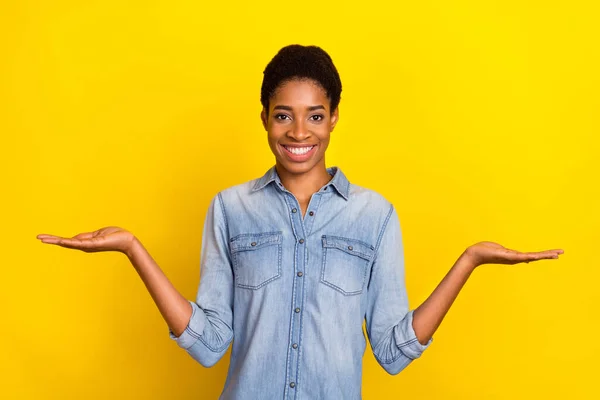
[38,226,193,339]
[37,226,136,256]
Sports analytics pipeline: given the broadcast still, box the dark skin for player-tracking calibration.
[37,77,564,346]
[261,79,338,216]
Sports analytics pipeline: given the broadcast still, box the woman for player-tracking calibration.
[37,45,563,399]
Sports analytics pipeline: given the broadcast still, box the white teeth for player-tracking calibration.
[285,146,314,155]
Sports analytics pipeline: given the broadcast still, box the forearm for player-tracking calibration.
[412,252,476,345]
[126,236,192,337]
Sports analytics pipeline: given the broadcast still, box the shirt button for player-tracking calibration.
[251,242,257,247]
[299,238,305,244]
[292,343,298,349]
[294,307,300,313]
[290,382,296,388]
[292,208,297,213]
[309,211,314,216]
[348,245,353,251]
[297,271,303,277]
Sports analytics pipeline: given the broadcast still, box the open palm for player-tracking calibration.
[36,226,135,255]
[465,241,563,267]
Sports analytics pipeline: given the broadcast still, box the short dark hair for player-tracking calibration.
[261,44,342,114]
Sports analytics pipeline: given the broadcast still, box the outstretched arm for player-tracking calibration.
[37,193,234,367]
[365,205,563,375]
[37,226,193,336]
[412,242,564,345]
[127,237,193,337]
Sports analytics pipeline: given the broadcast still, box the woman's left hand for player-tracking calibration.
[461,241,564,269]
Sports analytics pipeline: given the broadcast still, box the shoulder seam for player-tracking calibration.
[374,204,394,255]
[216,192,230,238]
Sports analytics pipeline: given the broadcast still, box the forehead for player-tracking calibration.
[270,79,329,108]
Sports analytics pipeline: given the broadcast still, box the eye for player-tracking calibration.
[275,114,291,121]
[310,114,324,121]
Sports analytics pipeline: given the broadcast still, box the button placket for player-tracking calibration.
[302,192,321,238]
[284,194,306,398]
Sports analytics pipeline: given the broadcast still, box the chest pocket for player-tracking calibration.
[230,231,282,290]
[321,235,375,296]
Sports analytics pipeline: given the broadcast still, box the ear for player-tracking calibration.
[330,107,339,131]
[261,108,268,131]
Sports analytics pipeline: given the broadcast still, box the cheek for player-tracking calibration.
[267,123,288,140]
[267,128,279,143]
[317,130,331,145]
[266,130,282,153]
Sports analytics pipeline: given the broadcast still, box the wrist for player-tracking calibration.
[457,249,479,272]
[125,235,142,259]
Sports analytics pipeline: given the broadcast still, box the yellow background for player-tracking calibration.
[1,0,598,399]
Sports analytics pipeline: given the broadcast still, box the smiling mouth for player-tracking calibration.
[281,145,316,155]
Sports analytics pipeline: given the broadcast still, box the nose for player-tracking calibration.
[288,119,311,141]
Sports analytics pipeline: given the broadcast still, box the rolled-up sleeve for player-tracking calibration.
[365,205,432,375]
[169,192,234,367]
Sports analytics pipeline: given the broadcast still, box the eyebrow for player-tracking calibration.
[273,105,326,112]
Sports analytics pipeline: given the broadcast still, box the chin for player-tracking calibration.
[277,159,320,176]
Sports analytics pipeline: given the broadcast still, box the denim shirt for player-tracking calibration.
[169,166,432,399]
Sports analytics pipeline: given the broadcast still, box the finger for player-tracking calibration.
[533,249,563,258]
[62,237,96,248]
[511,252,538,262]
[539,253,561,260]
[72,232,96,240]
[41,237,91,250]
[522,249,563,256]
[39,236,63,244]
[37,234,63,239]
[516,251,561,263]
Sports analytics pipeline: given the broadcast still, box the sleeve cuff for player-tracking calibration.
[394,310,433,359]
[169,301,207,350]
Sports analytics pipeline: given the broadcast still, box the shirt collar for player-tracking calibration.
[252,166,350,201]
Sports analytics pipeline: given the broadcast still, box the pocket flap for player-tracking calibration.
[322,235,375,261]
[230,231,282,252]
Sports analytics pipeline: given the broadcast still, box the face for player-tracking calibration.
[261,79,339,176]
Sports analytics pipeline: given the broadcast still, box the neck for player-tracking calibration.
[275,161,332,202]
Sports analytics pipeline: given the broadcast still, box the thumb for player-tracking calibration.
[72,231,97,240]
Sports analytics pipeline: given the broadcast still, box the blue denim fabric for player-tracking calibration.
[170,166,432,399]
